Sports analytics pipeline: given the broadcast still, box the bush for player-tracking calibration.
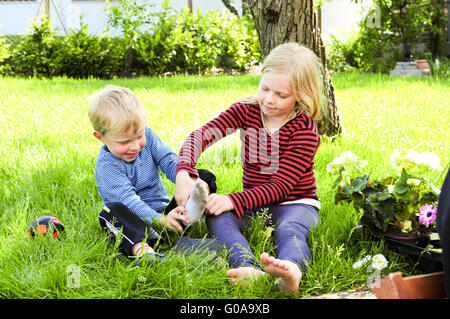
[0,33,11,75]
[10,18,61,77]
[7,18,127,78]
[132,6,261,74]
[428,56,450,77]
[327,0,445,73]
[3,1,261,78]
[56,22,126,78]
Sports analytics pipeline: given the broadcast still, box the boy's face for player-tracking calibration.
[94,126,146,163]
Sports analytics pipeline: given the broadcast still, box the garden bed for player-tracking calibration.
[385,237,443,273]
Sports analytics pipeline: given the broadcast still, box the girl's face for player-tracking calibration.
[257,71,297,121]
[94,126,146,163]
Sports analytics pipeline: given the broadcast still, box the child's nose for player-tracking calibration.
[129,140,140,151]
[265,92,275,104]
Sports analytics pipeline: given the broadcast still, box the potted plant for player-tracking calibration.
[326,150,444,270]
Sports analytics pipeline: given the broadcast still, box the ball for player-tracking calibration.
[28,216,64,239]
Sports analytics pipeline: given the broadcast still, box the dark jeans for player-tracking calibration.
[98,169,217,257]
[206,203,320,273]
[437,168,450,296]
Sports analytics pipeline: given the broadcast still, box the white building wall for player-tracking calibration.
[0,0,370,40]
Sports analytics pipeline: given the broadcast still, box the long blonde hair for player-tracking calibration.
[240,43,323,119]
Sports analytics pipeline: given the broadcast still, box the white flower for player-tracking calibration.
[340,151,358,163]
[371,254,388,271]
[420,151,443,172]
[352,255,372,269]
[405,149,421,165]
[401,150,442,177]
[387,185,395,193]
[425,178,441,196]
[340,151,360,172]
[326,157,344,175]
[389,150,402,171]
[327,151,368,178]
[406,178,421,186]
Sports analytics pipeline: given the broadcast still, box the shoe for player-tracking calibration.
[133,251,167,267]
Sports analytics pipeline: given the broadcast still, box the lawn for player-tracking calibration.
[0,72,448,299]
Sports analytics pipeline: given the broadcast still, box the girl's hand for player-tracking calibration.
[156,206,189,234]
[174,171,194,207]
[205,194,234,216]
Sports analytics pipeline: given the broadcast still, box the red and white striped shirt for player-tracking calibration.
[176,102,321,217]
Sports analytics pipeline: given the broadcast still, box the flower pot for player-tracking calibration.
[415,59,430,70]
[385,226,431,245]
[385,237,442,273]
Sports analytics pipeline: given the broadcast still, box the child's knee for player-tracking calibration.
[206,212,239,234]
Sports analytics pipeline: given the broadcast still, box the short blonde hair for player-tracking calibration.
[241,43,323,119]
[88,85,146,136]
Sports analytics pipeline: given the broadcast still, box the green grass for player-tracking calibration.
[0,72,448,299]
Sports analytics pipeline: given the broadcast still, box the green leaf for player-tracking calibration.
[378,191,391,201]
[394,168,412,195]
[351,175,368,192]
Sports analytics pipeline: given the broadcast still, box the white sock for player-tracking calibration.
[184,180,208,225]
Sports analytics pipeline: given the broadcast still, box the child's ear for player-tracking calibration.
[93,131,104,143]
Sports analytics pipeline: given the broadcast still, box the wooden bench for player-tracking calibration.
[371,271,446,299]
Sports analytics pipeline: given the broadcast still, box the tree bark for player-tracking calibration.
[220,0,240,17]
[247,0,341,137]
[430,0,448,57]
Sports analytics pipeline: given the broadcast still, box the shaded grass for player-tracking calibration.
[0,72,448,299]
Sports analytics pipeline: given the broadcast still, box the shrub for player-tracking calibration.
[11,18,61,77]
[0,33,11,75]
[4,1,261,78]
[115,1,261,74]
[327,0,445,73]
[56,22,126,79]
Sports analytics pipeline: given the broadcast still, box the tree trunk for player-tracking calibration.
[429,0,448,57]
[221,0,240,17]
[247,0,341,137]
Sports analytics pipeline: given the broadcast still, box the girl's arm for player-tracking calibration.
[228,127,320,217]
[174,103,247,205]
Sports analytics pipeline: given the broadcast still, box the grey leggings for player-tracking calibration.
[206,203,319,273]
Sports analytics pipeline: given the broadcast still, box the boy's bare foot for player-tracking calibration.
[260,252,302,295]
[226,267,265,285]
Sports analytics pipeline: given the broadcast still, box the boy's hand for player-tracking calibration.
[157,206,189,234]
[205,194,234,216]
[175,171,195,207]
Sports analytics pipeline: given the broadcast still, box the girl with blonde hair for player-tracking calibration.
[175,43,323,294]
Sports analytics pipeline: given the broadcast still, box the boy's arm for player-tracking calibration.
[96,161,163,223]
[146,127,178,183]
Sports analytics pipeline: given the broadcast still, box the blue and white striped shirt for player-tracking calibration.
[94,126,178,223]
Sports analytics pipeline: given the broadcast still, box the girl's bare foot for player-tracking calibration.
[260,252,302,295]
[226,267,265,285]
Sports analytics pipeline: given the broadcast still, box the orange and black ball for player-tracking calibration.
[28,216,64,240]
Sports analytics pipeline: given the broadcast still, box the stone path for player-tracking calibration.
[304,288,376,299]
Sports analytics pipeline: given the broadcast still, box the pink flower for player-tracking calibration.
[419,204,437,225]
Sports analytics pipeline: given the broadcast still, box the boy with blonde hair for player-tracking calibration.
[89,85,216,261]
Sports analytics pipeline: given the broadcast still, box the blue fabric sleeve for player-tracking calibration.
[95,161,162,223]
[147,127,178,183]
